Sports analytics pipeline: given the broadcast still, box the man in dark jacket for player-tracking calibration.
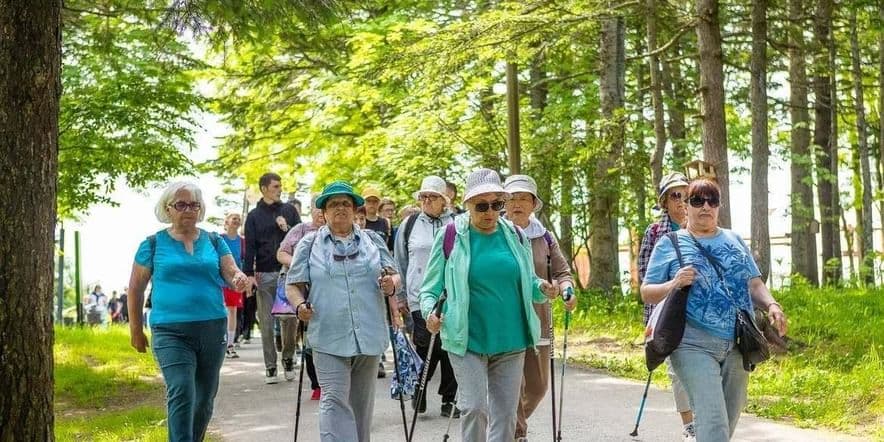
[244,172,301,384]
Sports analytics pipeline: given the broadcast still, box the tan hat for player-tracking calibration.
[658,172,689,206]
[413,176,450,202]
[503,174,543,212]
[362,186,382,201]
[463,168,507,202]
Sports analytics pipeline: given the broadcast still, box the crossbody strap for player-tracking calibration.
[667,232,685,268]
[687,232,742,308]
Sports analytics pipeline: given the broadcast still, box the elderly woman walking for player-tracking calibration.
[642,178,787,442]
[421,168,559,442]
[637,172,696,440]
[503,174,577,441]
[285,181,401,442]
[127,181,251,442]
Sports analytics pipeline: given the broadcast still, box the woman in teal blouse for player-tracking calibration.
[421,169,558,442]
[127,181,251,442]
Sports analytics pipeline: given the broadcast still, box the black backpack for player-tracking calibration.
[644,232,690,372]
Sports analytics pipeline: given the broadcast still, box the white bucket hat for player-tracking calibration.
[658,172,690,206]
[463,168,507,202]
[413,175,450,202]
[503,174,543,212]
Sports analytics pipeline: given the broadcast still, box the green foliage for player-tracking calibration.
[59,1,204,217]
[559,287,884,434]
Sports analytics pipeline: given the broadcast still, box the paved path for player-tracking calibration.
[211,337,861,441]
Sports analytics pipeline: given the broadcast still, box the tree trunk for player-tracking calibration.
[589,16,625,294]
[849,9,874,285]
[529,54,553,228]
[813,0,840,284]
[506,61,521,175]
[788,0,819,285]
[829,8,843,283]
[695,0,732,228]
[0,1,61,439]
[661,43,687,166]
[750,0,771,282]
[560,171,574,265]
[646,0,667,189]
[879,0,884,256]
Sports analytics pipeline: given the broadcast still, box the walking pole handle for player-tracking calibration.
[562,286,574,303]
[433,292,448,318]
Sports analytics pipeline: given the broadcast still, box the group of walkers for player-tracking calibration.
[126,166,789,442]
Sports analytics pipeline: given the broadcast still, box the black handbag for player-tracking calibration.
[644,232,690,372]
[689,233,770,372]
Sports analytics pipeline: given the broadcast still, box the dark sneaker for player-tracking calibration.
[265,367,279,384]
[283,358,296,381]
[377,362,386,378]
[441,402,461,418]
[411,388,427,413]
[225,346,239,359]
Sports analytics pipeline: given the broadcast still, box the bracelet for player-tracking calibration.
[767,301,782,312]
[295,301,307,315]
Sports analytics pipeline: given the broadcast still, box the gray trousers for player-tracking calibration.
[314,352,381,442]
[255,272,297,370]
[449,350,526,442]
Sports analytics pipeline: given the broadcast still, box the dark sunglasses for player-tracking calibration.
[473,200,506,213]
[688,195,720,208]
[667,191,685,201]
[332,251,359,261]
[169,201,201,212]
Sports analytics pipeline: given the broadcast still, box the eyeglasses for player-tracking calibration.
[169,201,201,212]
[332,251,359,261]
[688,195,720,208]
[419,194,441,202]
[326,200,354,210]
[473,200,506,212]
[667,191,685,201]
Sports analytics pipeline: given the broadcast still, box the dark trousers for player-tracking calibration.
[411,310,458,403]
[240,293,257,340]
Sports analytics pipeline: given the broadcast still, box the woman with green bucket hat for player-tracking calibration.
[285,180,403,441]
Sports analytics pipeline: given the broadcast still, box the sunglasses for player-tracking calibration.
[326,200,354,210]
[473,200,506,213]
[688,195,720,208]
[332,251,359,261]
[667,191,685,201]
[419,194,441,202]
[169,201,201,212]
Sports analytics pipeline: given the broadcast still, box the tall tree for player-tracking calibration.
[506,61,521,174]
[813,0,840,284]
[695,0,731,227]
[750,0,771,281]
[789,0,819,284]
[849,8,874,284]
[0,0,61,438]
[879,0,884,254]
[661,41,688,165]
[646,0,668,189]
[589,15,625,294]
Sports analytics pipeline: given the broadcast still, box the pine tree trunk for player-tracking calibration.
[661,44,687,166]
[529,54,553,229]
[813,0,840,284]
[0,1,61,439]
[646,0,667,189]
[788,0,819,285]
[879,0,884,255]
[506,61,521,175]
[829,9,843,283]
[589,16,625,294]
[695,0,732,228]
[560,172,574,265]
[750,0,771,282]
[849,9,875,285]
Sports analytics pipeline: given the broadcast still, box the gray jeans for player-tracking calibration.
[449,350,525,442]
[314,352,380,442]
[255,272,297,370]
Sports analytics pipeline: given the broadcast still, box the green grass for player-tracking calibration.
[557,285,884,437]
[55,325,168,441]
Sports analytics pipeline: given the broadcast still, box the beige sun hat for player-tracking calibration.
[413,175,450,202]
[462,168,507,202]
[503,174,543,212]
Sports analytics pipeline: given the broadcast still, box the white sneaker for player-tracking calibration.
[283,359,296,381]
[683,422,697,442]
[265,368,280,384]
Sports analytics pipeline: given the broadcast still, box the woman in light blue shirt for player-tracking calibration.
[286,180,401,442]
[127,181,250,442]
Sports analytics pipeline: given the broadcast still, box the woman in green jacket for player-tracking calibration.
[420,168,559,442]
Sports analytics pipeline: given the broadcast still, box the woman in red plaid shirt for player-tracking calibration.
[637,172,695,441]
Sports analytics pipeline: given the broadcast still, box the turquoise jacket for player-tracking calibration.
[419,214,547,357]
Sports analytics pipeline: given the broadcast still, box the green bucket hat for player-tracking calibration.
[315,180,364,209]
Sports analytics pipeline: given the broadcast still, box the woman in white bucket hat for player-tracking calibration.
[420,168,559,442]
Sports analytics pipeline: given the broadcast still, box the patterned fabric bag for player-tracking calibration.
[389,328,423,400]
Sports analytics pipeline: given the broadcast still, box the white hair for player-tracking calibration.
[154,181,206,223]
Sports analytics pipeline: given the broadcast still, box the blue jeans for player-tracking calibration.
[152,318,227,442]
[670,324,748,442]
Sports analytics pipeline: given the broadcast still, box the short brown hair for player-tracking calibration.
[687,178,721,200]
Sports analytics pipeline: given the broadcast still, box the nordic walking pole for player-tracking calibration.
[293,306,310,442]
[556,288,574,441]
[408,292,448,442]
[381,268,410,441]
[629,373,653,437]
[442,393,458,441]
[547,254,557,442]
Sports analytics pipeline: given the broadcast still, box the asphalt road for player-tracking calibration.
[210,336,861,442]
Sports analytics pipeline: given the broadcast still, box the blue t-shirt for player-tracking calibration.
[221,233,242,288]
[135,229,231,325]
[644,228,760,340]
